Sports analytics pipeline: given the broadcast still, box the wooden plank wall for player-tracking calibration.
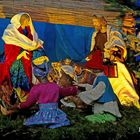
[0,0,121,27]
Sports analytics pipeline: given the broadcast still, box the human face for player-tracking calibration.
[20,16,30,29]
[58,71,72,87]
[92,18,101,31]
[23,18,30,26]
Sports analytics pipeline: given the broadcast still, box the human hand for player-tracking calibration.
[0,105,15,116]
[17,51,30,60]
[85,54,92,61]
[31,40,42,51]
[35,40,43,49]
[10,104,20,110]
[72,81,79,86]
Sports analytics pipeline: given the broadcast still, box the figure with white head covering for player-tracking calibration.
[0,13,49,92]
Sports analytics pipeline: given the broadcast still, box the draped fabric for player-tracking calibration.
[0,17,140,108]
[2,13,42,50]
[0,18,140,62]
[0,18,94,63]
[89,25,127,60]
[1,13,43,87]
[0,14,49,90]
[0,23,33,89]
[109,61,140,108]
[3,26,33,89]
[0,18,94,89]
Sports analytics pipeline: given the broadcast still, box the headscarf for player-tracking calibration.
[33,60,49,78]
[2,12,43,51]
[61,65,77,81]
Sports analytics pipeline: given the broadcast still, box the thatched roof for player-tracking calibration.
[0,0,121,27]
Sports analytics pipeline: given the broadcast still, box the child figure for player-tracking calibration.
[0,64,78,128]
[74,69,122,124]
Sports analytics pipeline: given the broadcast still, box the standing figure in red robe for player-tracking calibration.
[0,13,45,92]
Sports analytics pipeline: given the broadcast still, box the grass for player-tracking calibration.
[0,106,140,140]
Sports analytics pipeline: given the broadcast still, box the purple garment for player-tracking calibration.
[23,103,70,128]
[20,82,78,109]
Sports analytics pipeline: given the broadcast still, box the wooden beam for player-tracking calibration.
[0,0,120,27]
